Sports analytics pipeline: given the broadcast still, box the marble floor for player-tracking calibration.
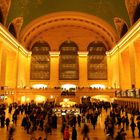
[0,109,139,140]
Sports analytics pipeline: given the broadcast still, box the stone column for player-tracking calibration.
[49,51,60,88]
[78,51,88,87]
[129,43,136,88]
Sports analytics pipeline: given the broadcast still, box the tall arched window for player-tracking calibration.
[120,23,128,38]
[30,41,50,80]
[88,42,107,80]
[133,3,140,24]
[59,40,79,80]
[8,23,17,38]
[0,8,4,24]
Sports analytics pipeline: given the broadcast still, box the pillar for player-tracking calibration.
[49,51,60,88]
[129,43,136,88]
[78,51,88,87]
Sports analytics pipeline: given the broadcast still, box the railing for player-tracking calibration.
[0,88,116,98]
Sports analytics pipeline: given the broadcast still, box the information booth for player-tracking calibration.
[52,107,80,117]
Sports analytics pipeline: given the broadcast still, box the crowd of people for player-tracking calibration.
[0,100,140,140]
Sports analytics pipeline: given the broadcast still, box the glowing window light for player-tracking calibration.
[61,84,76,90]
[26,98,30,102]
[35,95,45,102]
[91,95,110,102]
[21,96,26,103]
[50,95,54,99]
[32,84,47,89]
[63,98,69,102]
[90,84,105,89]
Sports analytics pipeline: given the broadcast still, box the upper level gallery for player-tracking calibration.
[0,19,140,94]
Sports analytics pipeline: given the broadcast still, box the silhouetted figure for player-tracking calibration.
[81,123,90,140]
[8,125,15,140]
[130,120,136,138]
[137,121,140,138]
[77,115,81,127]
[63,125,70,140]
[72,126,77,140]
[6,117,10,131]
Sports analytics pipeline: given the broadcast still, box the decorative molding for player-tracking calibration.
[49,51,60,57]
[0,24,31,57]
[106,19,140,56]
[19,12,118,50]
[113,17,128,38]
[78,51,88,57]
[8,16,23,39]
[125,0,140,25]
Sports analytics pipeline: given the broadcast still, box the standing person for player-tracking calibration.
[1,113,5,128]
[8,125,15,140]
[121,116,126,129]
[6,117,10,131]
[125,115,129,130]
[119,128,127,140]
[137,120,140,138]
[63,126,70,140]
[130,120,136,138]
[81,123,90,140]
[44,122,50,140]
[77,114,81,127]
[12,113,17,126]
[72,126,77,140]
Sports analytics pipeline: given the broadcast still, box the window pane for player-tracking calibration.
[59,41,79,80]
[30,42,50,80]
[88,42,107,80]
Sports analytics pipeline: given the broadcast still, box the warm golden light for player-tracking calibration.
[0,25,31,57]
[78,52,88,57]
[63,98,69,102]
[61,84,76,90]
[107,19,140,56]
[35,95,46,103]
[92,95,110,101]
[32,84,48,89]
[21,96,26,103]
[60,99,76,107]
[90,84,105,89]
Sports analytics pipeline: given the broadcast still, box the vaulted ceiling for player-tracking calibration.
[0,0,140,51]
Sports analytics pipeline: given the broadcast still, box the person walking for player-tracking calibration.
[137,120,140,138]
[77,115,81,127]
[6,117,10,131]
[72,126,77,140]
[63,126,70,140]
[130,120,136,138]
[81,123,90,140]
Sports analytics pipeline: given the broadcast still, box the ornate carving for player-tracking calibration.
[125,0,140,25]
[114,17,128,38]
[9,17,23,39]
[0,0,11,25]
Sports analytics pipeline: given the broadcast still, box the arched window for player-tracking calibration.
[59,40,79,80]
[120,23,128,38]
[8,23,17,38]
[133,3,140,24]
[30,41,50,80]
[88,42,107,80]
[0,8,4,24]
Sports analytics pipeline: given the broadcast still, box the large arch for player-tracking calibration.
[19,12,118,51]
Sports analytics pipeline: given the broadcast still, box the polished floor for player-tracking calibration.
[0,108,139,140]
